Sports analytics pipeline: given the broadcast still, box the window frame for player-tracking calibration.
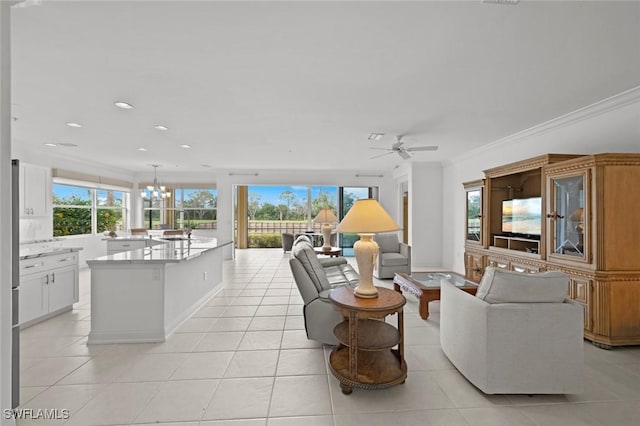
[52,178,130,237]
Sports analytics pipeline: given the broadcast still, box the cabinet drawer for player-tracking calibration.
[43,253,78,270]
[488,258,509,270]
[510,262,543,274]
[20,258,46,276]
[108,241,146,252]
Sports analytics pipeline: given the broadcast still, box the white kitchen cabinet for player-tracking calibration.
[19,252,79,327]
[19,163,49,217]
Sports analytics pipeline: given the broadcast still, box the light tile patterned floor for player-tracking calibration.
[17,249,640,425]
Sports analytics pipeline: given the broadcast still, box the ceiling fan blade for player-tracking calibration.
[370,151,394,159]
[368,147,392,151]
[398,150,411,160]
[406,145,438,152]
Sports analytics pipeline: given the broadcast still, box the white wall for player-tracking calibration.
[407,162,443,269]
[442,89,640,275]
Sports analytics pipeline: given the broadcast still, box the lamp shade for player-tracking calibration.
[313,208,337,224]
[336,199,399,233]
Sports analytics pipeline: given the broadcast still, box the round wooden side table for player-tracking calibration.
[328,286,407,394]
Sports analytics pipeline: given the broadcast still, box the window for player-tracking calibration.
[53,183,129,236]
[142,187,217,230]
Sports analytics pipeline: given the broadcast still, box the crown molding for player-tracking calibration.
[447,86,640,166]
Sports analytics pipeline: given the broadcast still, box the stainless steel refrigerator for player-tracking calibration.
[11,159,20,408]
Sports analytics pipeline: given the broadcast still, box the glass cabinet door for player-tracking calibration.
[466,187,483,244]
[548,172,588,261]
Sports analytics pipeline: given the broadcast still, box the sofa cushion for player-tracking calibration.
[380,252,408,267]
[292,241,330,292]
[324,264,359,288]
[476,267,569,304]
[374,233,400,253]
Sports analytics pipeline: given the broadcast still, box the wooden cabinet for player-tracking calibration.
[463,153,640,348]
[19,163,49,217]
[19,252,79,327]
[328,286,406,394]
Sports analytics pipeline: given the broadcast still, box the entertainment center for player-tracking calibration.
[463,153,640,348]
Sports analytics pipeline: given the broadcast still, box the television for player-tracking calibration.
[501,197,542,237]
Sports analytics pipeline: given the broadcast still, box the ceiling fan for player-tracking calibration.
[369,135,438,160]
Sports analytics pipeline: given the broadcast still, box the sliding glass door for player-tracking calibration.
[338,187,372,256]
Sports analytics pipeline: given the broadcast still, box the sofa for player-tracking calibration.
[373,232,411,279]
[289,236,359,344]
[440,267,584,394]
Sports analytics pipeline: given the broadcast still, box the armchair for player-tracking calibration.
[281,232,294,252]
[373,232,411,279]
[289,236,358,344]
[440,267,583,394]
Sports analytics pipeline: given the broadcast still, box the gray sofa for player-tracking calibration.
[289,236,358,344]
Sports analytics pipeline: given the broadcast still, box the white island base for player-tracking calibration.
[88,240,228,344]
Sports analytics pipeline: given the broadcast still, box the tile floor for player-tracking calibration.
[17,249,640,425]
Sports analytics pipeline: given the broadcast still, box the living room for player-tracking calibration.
[1,1,639,425]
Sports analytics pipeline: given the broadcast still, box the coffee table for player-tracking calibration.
[393,271,478,319]
[313,247,342,257]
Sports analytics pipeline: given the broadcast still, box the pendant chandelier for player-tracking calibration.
[140,164,171,200]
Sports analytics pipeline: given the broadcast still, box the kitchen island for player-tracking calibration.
[87,237,232,344]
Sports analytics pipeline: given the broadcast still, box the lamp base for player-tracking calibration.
[352,233,379,299]
[321,222,332,250]
[354,287,379,298]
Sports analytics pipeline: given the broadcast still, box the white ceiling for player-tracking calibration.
[10,1,640,174]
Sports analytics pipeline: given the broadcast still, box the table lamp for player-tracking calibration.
[335,199,399,298]
[313,208,338,250]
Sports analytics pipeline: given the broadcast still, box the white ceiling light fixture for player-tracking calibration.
[154,125,168,131]
[114,101,134,109]
[140,164,171,200]
[368,133,385,141]
[44,143,57,147]
[137,147,148,152]
[180,144,192,149]
[66,122,83,128]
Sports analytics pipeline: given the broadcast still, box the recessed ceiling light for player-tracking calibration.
[137,147,148,152]
[58,143,78,147]
[44,143,57,147]
[201,164,211,168]
[180,144,191,149]
[368,133,384,141]
[66,122,83,128]
[114,101,134,109]
[154,125,168,131]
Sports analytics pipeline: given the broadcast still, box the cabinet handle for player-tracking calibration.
[44,274,49,285]
[58,258,70,262]
[51,272,55,283]
[24,264,37,269]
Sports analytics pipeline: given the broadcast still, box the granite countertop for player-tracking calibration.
[20,246,83,260]
[88,238,232,265]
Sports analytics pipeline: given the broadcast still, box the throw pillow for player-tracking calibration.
[476,266,569,304]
